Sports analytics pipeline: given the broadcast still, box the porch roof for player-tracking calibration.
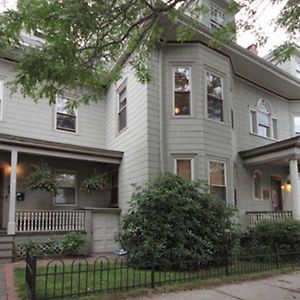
[0,134,123,164]
[239,136,300,166]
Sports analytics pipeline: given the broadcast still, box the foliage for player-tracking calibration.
[117,172,240,269]
[26,163,58,195]
[254,219,300,252]
[61,232,86,256]
[81,173,110,194]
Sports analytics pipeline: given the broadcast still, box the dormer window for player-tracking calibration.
[210,5,225,29]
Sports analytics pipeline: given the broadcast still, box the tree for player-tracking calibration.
[0,0,298,106]
[116,172,240,269]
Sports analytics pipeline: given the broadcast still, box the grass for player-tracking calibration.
[14,257,300,300]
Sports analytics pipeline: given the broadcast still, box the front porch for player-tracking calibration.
[0,134,123,252]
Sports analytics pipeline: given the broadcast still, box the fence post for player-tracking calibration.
[275,243,279,270]
[151,257,155,289]
[224,247,229,276]
[31,254,37,300]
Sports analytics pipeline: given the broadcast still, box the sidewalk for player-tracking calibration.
[0,264,7,300]
[138,272,300,300]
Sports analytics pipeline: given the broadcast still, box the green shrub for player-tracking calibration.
[117,172,240,269]
[254,219,300,251]
[61,232,86,256]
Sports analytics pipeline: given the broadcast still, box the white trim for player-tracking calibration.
[172,66,192,117]
[292,115,300,136]
[208,159,227,202]
[174,156,194,180]
[252,169,263,201]
[269,175,284,211]
[0,80,4,121]
[205,70,224,124]
[116,79,128,134]
[53,170,77,207]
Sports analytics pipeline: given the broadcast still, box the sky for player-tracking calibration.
[0,0,289,58]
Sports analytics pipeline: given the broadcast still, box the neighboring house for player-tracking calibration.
[1,0,300,261]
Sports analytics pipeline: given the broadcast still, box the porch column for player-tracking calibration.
[289,158,300,220]
[7,150,18,235]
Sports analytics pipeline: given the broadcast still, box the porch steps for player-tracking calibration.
[0,234,14,263]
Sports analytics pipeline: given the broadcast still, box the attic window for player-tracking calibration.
[210,5,225,29]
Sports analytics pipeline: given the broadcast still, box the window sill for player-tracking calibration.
[54,128,78,135]
[250,132,278,142]
[116,126,128,137]
[205,117,229,127]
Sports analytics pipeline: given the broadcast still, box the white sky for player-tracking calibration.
[0,0,290,58]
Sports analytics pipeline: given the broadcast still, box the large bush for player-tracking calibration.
[117,172,240,269]
[254,219,300,252]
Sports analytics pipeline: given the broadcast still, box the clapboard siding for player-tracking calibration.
[0,59,106,148]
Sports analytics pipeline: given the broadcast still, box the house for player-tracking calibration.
[1,0,300,261]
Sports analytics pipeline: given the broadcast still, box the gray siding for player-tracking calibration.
[0,59,106,148]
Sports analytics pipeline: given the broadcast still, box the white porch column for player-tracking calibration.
[289,158,300,220]
[7,150,18,235]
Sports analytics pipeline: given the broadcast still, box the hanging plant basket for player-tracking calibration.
[26,163,58,195]
[81,173,110,194]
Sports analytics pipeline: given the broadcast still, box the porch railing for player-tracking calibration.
[16,210,86,233]
[246,211,292,228]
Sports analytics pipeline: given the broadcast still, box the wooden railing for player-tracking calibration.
[16,210,86,233]
[246,211,292,228]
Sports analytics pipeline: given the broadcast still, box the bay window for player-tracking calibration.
[209,160,226,201]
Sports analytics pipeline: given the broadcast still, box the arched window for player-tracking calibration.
[249,99,278,139]
[253,170,263,200]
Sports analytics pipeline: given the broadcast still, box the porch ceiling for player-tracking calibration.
[239,136,300,166]
[0,134,123,164]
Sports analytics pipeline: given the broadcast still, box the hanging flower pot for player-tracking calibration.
[81,173,110,194]
[26,163,58,195]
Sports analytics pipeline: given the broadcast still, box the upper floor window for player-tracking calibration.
[173,66,191,116]
[210,5,225,29]
[249,99,277,139]
[54,171,76,206]
[294,116,300,135]
[0,80,3,121]
[252,170,263,200]
[175,157,194,180]
[56,95,77,133]
[118,86,127,132]
[207,72,223,122]
[209,160,226,201]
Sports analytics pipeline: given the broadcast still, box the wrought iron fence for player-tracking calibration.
[25,248,300,300]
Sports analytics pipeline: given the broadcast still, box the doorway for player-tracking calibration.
[270,177,283,211]
[0,167,4,229]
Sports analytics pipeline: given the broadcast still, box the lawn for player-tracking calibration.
[14,256,296,300]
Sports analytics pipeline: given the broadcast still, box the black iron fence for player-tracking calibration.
[25,249,300,300]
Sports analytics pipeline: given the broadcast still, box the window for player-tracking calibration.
[173,66,191,116]
[54,172,76,205]
[207,72,223,122]
[294,117,300,135]
[118,86,127,132]
[249,100,278,139]
[0,80,3,121]
[209,160,226,201]
[210,5,225,29]
[111,170,118,207]
[175,158,193,180]
[56,95,77,132]
[252,170,263,200]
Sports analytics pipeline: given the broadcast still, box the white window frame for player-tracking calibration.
[116,80,127,133]
[252,169,263,200]
[206,70,224,123]
[293,115,300,136]
[0,80,4,121]
[208,159,227,202]
[53,170,77,207]
[210,5,225,29]
[174,157,194,180]
[249,99,278,140]
[55,95,78,134]
[172,66,192,117]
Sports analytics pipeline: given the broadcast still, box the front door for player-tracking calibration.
[0,168,4,229]
[270,177,283,211]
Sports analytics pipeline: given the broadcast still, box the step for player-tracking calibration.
[0,256,13,264]
[0,236,13,243]
[0,243,13,251]
[0,250,13,257]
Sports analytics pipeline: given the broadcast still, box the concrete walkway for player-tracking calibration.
[0,264,7,300]
[138,272,300,300]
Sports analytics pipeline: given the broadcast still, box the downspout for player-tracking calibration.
[159,47,164,171]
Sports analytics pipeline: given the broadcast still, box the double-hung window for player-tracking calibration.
[207,72,224,122]
[0,80,3,121]
[56,95,77,133]
[118,86,127,132]
[294,116,300,135]
[54,171,76,206]
[210,5,225,29]
[252,170,263,200]
[249,99,277,139]
[174,158,194,180]
[209,160,226,201]
[173,66,191,116]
